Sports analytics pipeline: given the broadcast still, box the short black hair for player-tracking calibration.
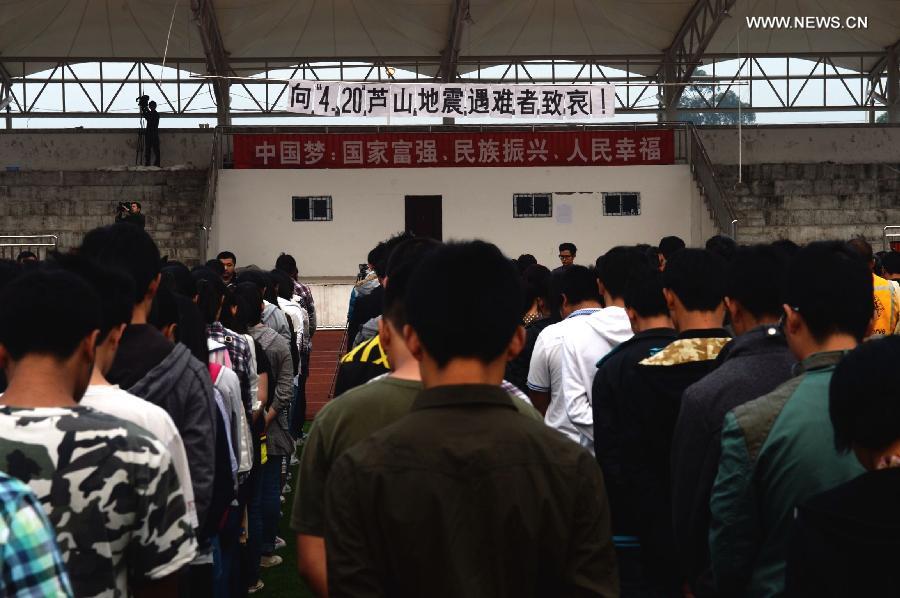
[522,264,552,314]
[217,251,236,263]
[663,249,726,312]
[882,251,900,275]
[595,246,648,300]
[53,254,135,344]
[784,241,873,343]
[203,259,226,277]
[162,262,196,298]
[16,251,37,263]
[516,254,538,274]
[559,242,577,255]
[231,282,263,327]
[624,267,669,318]
[274,253,299,277]
[847,237,874,263]
[0,260,22,290]
[383,238,441,329]
[269,269,295,301]
[132,201,142,210]
[192,268,227,325]
[725,244,788,320]
[558,265,601,305]
[659,236,686,260]
[173,294,209,365]
[236,269,277,304]
[0,270,101,360]
[705,235,738,263]
[771,239,800,257]
[830,336,900,453]
[406,241,521,367]
[80,223,161,302]
[374,232,415,279]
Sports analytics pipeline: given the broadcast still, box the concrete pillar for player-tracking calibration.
[888,48,899,124]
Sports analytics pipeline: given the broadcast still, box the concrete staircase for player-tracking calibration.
[0,169,208,264]
[716,163,900,246]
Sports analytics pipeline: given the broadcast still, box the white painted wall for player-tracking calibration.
[214,164,699,278]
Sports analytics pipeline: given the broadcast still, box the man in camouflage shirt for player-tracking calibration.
[0,270,197,597]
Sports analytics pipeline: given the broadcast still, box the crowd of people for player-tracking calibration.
[0,225,315,596]
[1,223,900,597]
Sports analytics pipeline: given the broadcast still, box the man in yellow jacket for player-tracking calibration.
[849,238,900,336]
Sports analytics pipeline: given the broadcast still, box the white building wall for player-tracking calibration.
[214,164,697,278]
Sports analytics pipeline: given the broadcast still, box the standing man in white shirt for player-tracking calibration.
[558,247,643,452]
[56,255,198,529]
[528,264,631,445]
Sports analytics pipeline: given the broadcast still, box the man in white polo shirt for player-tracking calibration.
[528,263,632,447]
[558,247,646,452]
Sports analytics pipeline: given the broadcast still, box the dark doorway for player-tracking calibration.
[405,195,443,241]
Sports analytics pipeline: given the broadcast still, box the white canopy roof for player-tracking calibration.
[1,0,897,77]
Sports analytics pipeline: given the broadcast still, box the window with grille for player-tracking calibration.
[513,193,552,218]
[602,192,641,216]
[292,196,333,221]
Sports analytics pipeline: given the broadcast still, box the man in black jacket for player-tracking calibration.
[671,244,795,596]
[618,249,730,594]
[593,261,676,594]
[786,336,900,597]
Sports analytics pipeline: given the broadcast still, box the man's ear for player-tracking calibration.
[403,325,424,363]
[724,296,740,322]
[81,329,100,365]
[161,323,177,342]
[784,304,803,336]
[663,288,677,312]
[105,324,127,353]
[378,317,390,349]
[0,344,9,372]
[505,326,526,361]
[145,273,161,302]
[560,293,570,310]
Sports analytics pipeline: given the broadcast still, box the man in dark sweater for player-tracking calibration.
[671,244,795,596]
[593,262,676,594]
[325,241,619,597]
[787,336,900,596]
[618,249,730,593]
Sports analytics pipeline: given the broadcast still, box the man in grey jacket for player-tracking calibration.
[670,244,795,596]
[80,225,218,538]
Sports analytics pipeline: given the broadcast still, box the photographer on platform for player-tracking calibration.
[116,202,146,229]
[138,95,161,167]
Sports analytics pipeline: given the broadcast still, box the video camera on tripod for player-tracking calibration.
[137,95,150,109]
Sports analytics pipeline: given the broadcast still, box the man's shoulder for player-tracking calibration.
[728,374,804,461]
[598,331,676,370]
[639,336,731,367]
[319,377,418,421]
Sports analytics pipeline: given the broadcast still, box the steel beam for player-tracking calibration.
[436,0,471,83]
[657,0,738,120]
[191,0,231,125]
[0,62,12,128]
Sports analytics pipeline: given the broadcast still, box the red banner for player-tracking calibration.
[232,130,674,169]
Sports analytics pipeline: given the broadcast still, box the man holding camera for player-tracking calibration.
[116,202,146,229]
[139,95,161,167]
